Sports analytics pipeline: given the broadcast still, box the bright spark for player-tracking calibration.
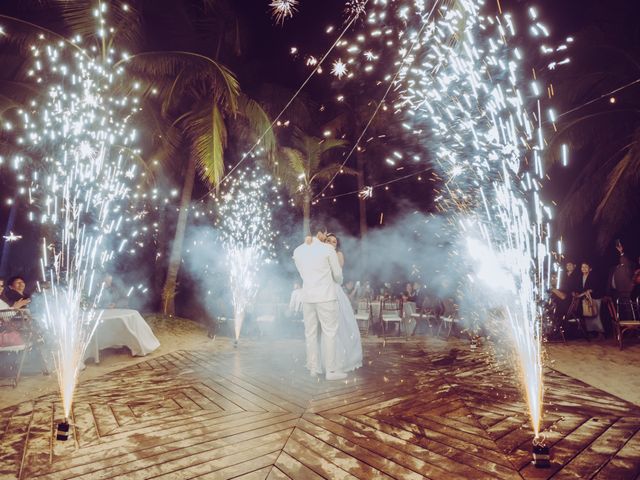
[3,231,22,242]
[270,0,299,25]
[359,186,373,199]
[331,58,348,78]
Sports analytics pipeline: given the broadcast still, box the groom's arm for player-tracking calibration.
[328,249,343,285]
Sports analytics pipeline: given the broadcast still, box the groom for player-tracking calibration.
[293,226,346,380]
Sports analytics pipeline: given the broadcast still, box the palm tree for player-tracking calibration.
[547,3,640,251]
[0,1,278,316]
[277,129,354,236]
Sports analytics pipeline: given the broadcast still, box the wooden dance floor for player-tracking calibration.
[1,338,640,479]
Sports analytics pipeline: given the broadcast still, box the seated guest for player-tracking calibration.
[575,261,605,339]
[344,280,356,299]
[608,242,634,300]
[0,276,31,309]
[354,280,373,301]
[403,282,417,303]
[98,274,127,308]
[553,261,577,319]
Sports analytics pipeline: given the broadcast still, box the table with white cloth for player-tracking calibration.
[84,309,160,363]
[370,300,417,334]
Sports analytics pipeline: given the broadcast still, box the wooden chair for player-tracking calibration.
[381,298,406,340]
[0,309,32,387]
[354,299,372,336]
[563,296,590,341]
[605,297,640,350]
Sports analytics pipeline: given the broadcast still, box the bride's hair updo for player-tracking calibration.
[326,233,340,250]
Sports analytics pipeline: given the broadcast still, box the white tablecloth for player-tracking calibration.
[85,309,160,363]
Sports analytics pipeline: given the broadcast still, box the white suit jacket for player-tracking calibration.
[293,238,343,304]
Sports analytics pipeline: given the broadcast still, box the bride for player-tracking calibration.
[322,233,363,373]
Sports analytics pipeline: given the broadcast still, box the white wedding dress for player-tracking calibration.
[333,282,363,372]
[320,281,362,373]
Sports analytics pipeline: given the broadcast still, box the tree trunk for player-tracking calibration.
[161,155,197,316]
[302,190,311,237]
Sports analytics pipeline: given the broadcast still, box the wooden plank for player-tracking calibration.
[303,413,449,479]
[198,451,279,479]
[593,427,640,480]
[295,416,407,479]
[372,414,514,469]
[537,417,640,480]
[283,437,359,479]
[214,372,305,413]
[292,425,392,479]
[231,464,273,480]
[351,414,520,480]
[274,451,324,480]
[18,401,53,479]
[114,428,292,480]
[265,466,291,479]
[38,414,299,479]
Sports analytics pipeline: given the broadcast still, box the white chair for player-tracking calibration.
[381,298,406,340]
[0,309,31,387]
[354,299,372,336]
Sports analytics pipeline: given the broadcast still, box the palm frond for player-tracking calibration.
[311,163,357,183]
[187,103,227,187]
[0,14,80,54]
[120,51,240,114]
[283,147,306,176]
[57,0,143,51]
[318,138,349,154]
[237,93,277,160]
[276,147,306,196]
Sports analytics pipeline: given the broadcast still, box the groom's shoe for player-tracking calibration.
[326,371,347,381]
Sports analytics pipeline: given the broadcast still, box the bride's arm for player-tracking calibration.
[337,251,345,268]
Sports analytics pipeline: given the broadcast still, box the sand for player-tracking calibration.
[1,315,639,410]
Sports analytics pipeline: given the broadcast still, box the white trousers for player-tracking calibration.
[303,300,339,373]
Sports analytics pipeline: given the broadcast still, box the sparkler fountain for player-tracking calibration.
[216,168,277,344]
[2,4,142,437]
[389,0,560,447]
[303,0,571,456]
